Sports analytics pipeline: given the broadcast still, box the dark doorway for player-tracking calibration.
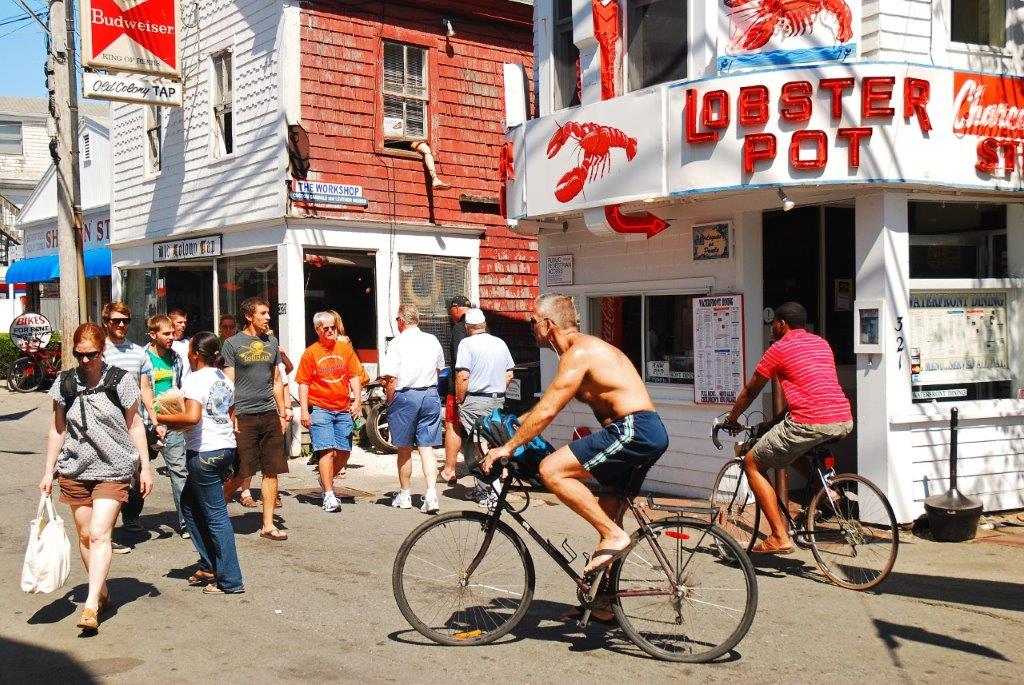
[763,206,821,329]
[163,266,214,336]
[303,251,377,363]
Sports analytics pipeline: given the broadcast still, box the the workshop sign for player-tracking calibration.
[80,0,181,79]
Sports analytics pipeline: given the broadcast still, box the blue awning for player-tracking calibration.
[4,255,58,283]
[4,248,111,283]
[84,247,111,278]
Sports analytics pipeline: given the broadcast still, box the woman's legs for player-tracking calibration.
[193,449,244,592]
[183,452,215,571]
[84,498,122,611]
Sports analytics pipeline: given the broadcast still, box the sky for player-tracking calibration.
[0,0,72,99]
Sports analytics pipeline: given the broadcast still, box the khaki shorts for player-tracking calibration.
[750,415,853,469]
[236,411,289,478]
[58,477,130,506]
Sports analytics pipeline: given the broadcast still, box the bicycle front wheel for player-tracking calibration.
[612,518,758,663]
[709,458,761,554]
[8,357,43,392]
[807,474,899,591]
[392,510,535,646]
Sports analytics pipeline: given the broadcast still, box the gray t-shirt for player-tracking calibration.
[221,331,280,415]
[48,365,141,481]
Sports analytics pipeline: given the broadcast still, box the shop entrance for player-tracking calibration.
[163,266,214,336]
[762,205,857,473]
[303,250,377,368]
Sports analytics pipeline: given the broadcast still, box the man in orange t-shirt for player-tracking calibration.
[296,311,365,513]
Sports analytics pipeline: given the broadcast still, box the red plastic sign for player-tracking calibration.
[81,0,180,78]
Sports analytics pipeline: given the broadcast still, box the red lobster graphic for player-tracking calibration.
[547,122,637,203]
[724,0,853,52]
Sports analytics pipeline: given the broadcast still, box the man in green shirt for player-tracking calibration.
[145,314,187,536]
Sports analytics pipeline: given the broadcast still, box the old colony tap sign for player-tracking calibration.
[80,0,181,79]
[516,63,1024,217]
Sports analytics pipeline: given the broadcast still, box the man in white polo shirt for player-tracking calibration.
[454,308,515,509]
[380,303,446,513]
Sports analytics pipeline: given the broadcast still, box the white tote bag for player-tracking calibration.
[21,494,72,594]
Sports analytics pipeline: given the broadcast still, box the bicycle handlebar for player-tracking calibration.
[711,417,750,451]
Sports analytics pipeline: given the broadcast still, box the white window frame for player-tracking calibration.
[0,120,23,155]
[948,0,1008,48]
[382,40,429,144]
[937,0,1014,62]
[144,105,163,176]
[209,48,235,160]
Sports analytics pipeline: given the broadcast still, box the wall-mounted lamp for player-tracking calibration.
[777,188,795,212]
[441,17,455,38]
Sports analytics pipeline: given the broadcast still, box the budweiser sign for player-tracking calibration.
[953,71,1024,140]
[80,0,181,78]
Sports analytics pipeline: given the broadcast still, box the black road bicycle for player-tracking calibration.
[708,418,899,591]
[392,454,758,662]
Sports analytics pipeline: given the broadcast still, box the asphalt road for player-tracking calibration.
[1,389,1022,683]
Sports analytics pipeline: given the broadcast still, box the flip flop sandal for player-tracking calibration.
[188,569,216,586]
[238,494,257,508]
[260,529,288,542]
[274,497,283,508]
[583,546,632,577]
[203,584,245,595]
[751,542,795,555]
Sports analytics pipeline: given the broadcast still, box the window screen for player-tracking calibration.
[627,0,687,91]
[383,42,428,140]
[553,0,581,109]
[399,254,470,365]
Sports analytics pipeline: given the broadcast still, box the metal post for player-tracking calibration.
[50,0,86,368]
[949,407,959,491]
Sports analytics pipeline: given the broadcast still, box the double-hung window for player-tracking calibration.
[553,0,581,109]
[0,121,22,155]
[383,41,428,146]
[211,50,234,157]
[146,105,163,173]
[588,293,695,386]
[951,0,1007,46]
[626,0,688,91]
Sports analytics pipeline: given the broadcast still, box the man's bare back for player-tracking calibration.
[559,332,655,424]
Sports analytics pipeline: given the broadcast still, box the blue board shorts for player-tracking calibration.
[309,407,354,453]
[568,411,669,490]
[388,387,443,448]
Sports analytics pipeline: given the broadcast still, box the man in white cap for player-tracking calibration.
[454,308,515,508]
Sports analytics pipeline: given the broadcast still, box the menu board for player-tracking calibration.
[693,294,745,404]
[908,291,1010,385]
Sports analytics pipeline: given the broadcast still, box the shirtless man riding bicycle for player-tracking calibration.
[483,294,669,577]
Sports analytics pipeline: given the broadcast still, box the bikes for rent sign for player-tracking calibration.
[80,0,181,78]
[9,313,53,352]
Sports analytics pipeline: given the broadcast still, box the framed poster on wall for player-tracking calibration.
[692,294,746,405]
[908,291,1009,385]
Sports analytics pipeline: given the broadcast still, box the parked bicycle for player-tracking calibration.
[359,380,395,452]
[7,338,61,393]
[708,417,898,591]
[392,426,758,663]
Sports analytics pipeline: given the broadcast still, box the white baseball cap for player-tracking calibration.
[465,308,486,325]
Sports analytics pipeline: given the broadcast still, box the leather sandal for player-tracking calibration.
[238,493,257,508]
[76,608,99,630]
[751,541,795,555]
[188,569,216,586]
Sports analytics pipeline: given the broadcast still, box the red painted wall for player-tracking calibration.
[299,0,538,360]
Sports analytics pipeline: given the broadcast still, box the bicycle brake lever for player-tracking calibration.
[711,419,723,450]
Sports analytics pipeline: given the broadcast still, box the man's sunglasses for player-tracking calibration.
[73,350,101,362]
[104,317,131,325]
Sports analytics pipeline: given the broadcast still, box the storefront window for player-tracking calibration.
[398,254,470,365]
[122,268,160,343]
[588,294,694,385]
[589,296,643,373]
[908,201,1007,279]
[217,252,279,332]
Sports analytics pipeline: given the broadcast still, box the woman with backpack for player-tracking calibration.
[39,322,154,632]
[157,332,244,594]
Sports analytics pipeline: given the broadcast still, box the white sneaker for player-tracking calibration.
[477,493,499,510]
[464,485,487,501]
[323,491,341,513]
[421,489,440,514]
[391,490,412,509]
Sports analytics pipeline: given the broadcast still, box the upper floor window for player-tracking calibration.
[627,0,687,91]
[553,0,580,109]
[0,121,22,155]
[146,106,163,174]
[211,50,234,157]
[951,0,1006,46]
[382,41,428,146]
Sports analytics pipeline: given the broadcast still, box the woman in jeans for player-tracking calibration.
[158,332,244,594]
[39,322,154,631]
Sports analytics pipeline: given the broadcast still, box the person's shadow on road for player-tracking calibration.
[26,578,161,625]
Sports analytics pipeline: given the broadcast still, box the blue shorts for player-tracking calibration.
[568,411,669,489]
[309,407,354,452]
[388,388,443,448]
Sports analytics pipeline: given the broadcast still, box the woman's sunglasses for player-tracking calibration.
[73,350,101,362]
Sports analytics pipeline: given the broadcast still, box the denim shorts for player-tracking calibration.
[309,407,354,452]
[388,388,442,448]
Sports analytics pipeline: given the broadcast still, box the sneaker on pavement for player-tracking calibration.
[323,492,341,513]
[391,490,412,509]
[111,541,132,554]
[477,493,499,510]
[464,485,487,501]
[421,489,440,514]
[123,520,145,533]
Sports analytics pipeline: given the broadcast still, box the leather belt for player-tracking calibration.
[468,391,505,398]
[397,386,433,392]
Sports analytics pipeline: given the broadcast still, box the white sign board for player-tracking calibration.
[546,254,574,287]
[290,181,369,208]
[909,291,1009,385]
[693,295,745,405]
[24,215,111,258]
[80,0,181,78]
[84,71,182,106]
[153,234,222,262]
[9,312,53,351]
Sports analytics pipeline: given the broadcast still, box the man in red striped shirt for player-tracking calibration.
[725,302,853,554]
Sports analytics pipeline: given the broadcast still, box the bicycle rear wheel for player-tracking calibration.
[806,474,899,591]
[612,518,758,663]
[708,458,761,554]
[392,510,535,646]
[8,357,43,392]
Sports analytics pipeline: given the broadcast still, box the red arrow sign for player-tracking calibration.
[604,204,669,238]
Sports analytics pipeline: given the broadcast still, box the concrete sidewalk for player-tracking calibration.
[1,388,1022,683]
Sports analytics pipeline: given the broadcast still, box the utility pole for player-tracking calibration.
[48,0,87,368]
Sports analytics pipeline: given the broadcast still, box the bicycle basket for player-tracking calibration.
[468,409,555,486]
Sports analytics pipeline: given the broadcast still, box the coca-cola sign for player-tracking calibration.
[80,0,181,78]
[953,72,1024,140]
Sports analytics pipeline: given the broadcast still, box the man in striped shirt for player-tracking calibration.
[725,301,853,554]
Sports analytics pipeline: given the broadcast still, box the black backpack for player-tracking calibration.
[59,366,129,429]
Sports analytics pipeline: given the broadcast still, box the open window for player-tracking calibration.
[211,50,234,157]
[145,105,163,174]
[950,0,1007,47]
[553,0,581,109]
[626,0,687,91]
[382,41,428,149]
